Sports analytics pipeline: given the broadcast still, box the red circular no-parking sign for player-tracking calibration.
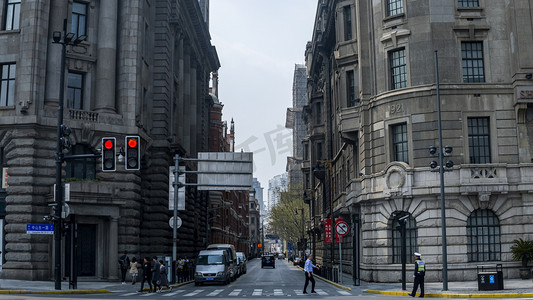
[335,221,349,236]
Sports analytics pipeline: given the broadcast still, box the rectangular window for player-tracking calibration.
[392,123,409,163]
[468,117,491,164]
[343,6,352,41]
[67,72,83,109]
[390,49,407,90]
[4,0,20,30]
[0,63,16,107]
[462,42,485,83]
[386,0,403,17]
[346,70,356,107]
[458,0,479,7]
[315,103,322,125]
[71,1,87,39]
[316,142,323,161]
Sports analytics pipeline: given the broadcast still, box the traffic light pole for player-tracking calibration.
[435,51,448,291]
[172,154,179,283]
[53,19,68,291]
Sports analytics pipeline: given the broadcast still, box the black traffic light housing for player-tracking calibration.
[125,136,140,170]
[429,146,437,156]
[430,161,438,169]
[102,137,116,171]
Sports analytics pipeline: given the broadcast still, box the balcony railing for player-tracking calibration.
[69,109,99,122]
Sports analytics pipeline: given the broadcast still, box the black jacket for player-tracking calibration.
[142,261,152,278]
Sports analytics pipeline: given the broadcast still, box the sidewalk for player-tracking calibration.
[0,279,192,294]
[334,270,533,298]
[1,271,533,297]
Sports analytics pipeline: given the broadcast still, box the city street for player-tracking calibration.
[0,259,386,300]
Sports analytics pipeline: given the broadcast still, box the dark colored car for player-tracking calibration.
[261,254,276,268]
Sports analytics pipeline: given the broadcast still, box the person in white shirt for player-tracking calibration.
[303,254,317,294]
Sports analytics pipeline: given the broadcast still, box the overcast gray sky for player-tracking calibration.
[209,1,317,198]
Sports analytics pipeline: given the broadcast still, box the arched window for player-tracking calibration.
[467,209,501,262]
[65,144,96,180]
[392,213,417,264]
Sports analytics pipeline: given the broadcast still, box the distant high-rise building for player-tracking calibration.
[267,173,288,212]
[252,178,265,217]
[286,64,307,187]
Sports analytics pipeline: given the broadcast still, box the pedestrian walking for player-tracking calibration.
[158,260,171,292]
[409,252,425,298]
[129,257,139,285]
[118,251,130,284]
[138,257,153,293]
[303,254,317,294]
[151,256,161,292]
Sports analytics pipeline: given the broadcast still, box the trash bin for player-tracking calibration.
[477,264,504,291]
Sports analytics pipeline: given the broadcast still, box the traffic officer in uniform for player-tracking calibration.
[409,252,425,297]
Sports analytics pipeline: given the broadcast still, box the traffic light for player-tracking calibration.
[125,136,140,170]
[101,137,116,172]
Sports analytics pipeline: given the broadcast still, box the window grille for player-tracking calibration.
[468,117,491,164]
[467,209,501,262]
[462,42,485,83]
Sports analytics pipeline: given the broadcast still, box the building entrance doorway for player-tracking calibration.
[66,223,97,277]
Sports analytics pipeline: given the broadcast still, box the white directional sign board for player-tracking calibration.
[197,152,253,191]
[169,166,185,211]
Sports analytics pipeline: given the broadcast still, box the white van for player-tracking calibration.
[194,250,231,285]
[207,244,237,281]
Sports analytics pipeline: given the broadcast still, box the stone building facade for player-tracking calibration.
[0,0,220,280]
[303,0,533,283]
[286,64,308,186]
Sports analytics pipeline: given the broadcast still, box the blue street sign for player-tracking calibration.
[26,224,54,235]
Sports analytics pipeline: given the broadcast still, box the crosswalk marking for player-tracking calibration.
[184,289,203,297]
[206,289,224,296]
[252,288,262,296]
[228,289,242,296]
[162,290,185,297]
[338,290,351,295]
[315,289,328,296]
[294,289,304,295]
[121,287,354,297]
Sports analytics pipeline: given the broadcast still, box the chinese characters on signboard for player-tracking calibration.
[325,218,332,243]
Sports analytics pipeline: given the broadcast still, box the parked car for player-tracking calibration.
[207,244,238,281]
[278,253,284,260]
[236,252,247,275]
[194,250,231,285]
[293,257,301,266]
[261,254,276,268]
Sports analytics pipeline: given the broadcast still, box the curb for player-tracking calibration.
[296,265,351,291]
[365,289,533,298]
[0,290,112,295]
[0,280,193,295]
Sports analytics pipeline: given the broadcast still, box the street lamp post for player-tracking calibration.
[51,19,86,290]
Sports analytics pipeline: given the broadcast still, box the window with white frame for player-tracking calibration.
[0,63,16,107]
[468,117,491,164]
[390,48,407,90]
[71,1,87,39]
[458,0,479,7]
[3,0,20,30]
[391,123,409,164]
[462,42,485,83]
[67,72,84,109]
[386,0,403,17]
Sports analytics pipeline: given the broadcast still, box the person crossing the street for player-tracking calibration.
[303,254,317,294]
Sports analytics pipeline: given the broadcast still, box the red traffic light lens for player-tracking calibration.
[127,138,138,148]
[103,140,114,149]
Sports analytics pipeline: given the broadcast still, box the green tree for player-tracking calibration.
[268,183,308,248]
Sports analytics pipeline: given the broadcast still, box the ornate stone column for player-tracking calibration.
[94,0,117,113]
[108,216,119,280]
